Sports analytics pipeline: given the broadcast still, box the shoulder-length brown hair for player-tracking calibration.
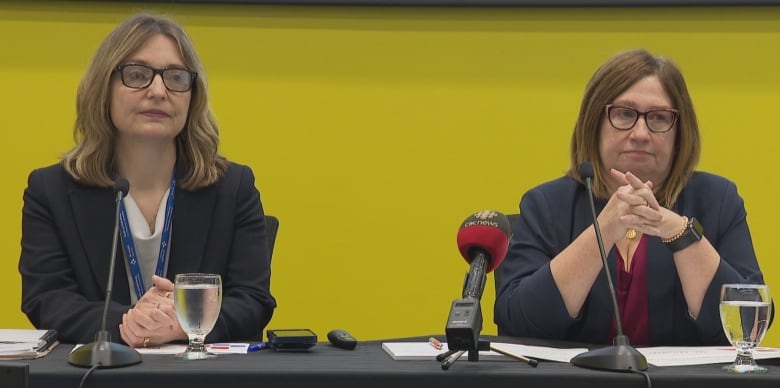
[63,12,227,190]
[568,49,700,208]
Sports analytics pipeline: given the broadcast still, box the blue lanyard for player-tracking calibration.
[118,172,176,300]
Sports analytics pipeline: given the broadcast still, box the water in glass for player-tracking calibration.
[174,273,222,360]
[719,284,771,373]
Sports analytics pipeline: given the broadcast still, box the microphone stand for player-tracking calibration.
[439,297,492,370]
[69,181,142,368]
[441,253,488,370]
[436,339,539,370]
[569,173,647,372]
[441,254,537,370]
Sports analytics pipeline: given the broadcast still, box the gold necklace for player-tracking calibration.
[625,228,638,240]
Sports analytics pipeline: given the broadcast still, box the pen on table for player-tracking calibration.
[441,350,466,370]
[248,342,271,352]
[209,343,248,350]
[488,344,538,367]
[428,337,443,350]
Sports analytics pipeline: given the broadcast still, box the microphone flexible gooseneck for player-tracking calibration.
[570,161,647,372]
[69,179,143,368]
[581,162,624,337]
[100,179,129,336]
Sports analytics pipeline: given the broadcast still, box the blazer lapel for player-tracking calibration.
[69,183,132,303]
[646,237,676,344]
[646,202,682,344]
[166,185,216,279]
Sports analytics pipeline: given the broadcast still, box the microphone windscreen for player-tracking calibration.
[456,210,511,273]
[113,178,130,197]
[578,161,594,180]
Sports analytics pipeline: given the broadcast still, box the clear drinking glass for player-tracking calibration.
[174,273,223,360]
[719,283,772,373]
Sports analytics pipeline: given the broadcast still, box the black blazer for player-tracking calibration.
[494,172,765,346]
[20,162,276,344]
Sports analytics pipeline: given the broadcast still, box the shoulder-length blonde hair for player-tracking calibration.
[63,12,227,190]
[568,49,701,208]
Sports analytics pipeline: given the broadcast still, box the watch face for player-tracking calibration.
[690,217,703,239]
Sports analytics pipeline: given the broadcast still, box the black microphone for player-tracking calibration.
[569,161,647,372]
[69,178,142,368]
[445,211,511,352]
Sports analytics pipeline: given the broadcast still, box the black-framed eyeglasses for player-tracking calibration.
[116,64,197,92]
[605,104,679,133]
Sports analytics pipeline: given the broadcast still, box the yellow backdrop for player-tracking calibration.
[1,2,778,346]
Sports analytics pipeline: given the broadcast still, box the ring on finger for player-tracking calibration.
[143,337,151,348]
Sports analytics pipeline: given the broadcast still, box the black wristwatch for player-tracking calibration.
[664,217,704,253]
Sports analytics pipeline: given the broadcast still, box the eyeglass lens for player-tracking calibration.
[608,106,677,132]
[119,64,194,92]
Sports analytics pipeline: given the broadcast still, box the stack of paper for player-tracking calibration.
[0,329,58,360]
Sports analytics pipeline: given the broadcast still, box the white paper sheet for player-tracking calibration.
[491,343,589,363]
[381,342,780,367]
[637,346,780,367]
[381,342,588,363]
[381,342,505,361]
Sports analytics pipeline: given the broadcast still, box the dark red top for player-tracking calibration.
[607,235,650,346]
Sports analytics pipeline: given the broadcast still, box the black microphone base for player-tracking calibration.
[570,336,648,372]
[68,333,142,368]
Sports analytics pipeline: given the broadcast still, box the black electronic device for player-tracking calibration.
[445,211,512,355]
[0,362,29,388]
[440,211,518,370]
[327,329,358,350]
[444,299,482,351]
[266,329,317,351]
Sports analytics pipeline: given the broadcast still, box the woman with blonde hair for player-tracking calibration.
[20,12,276,347]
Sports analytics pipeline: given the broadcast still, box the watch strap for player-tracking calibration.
[664,217,703,253]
